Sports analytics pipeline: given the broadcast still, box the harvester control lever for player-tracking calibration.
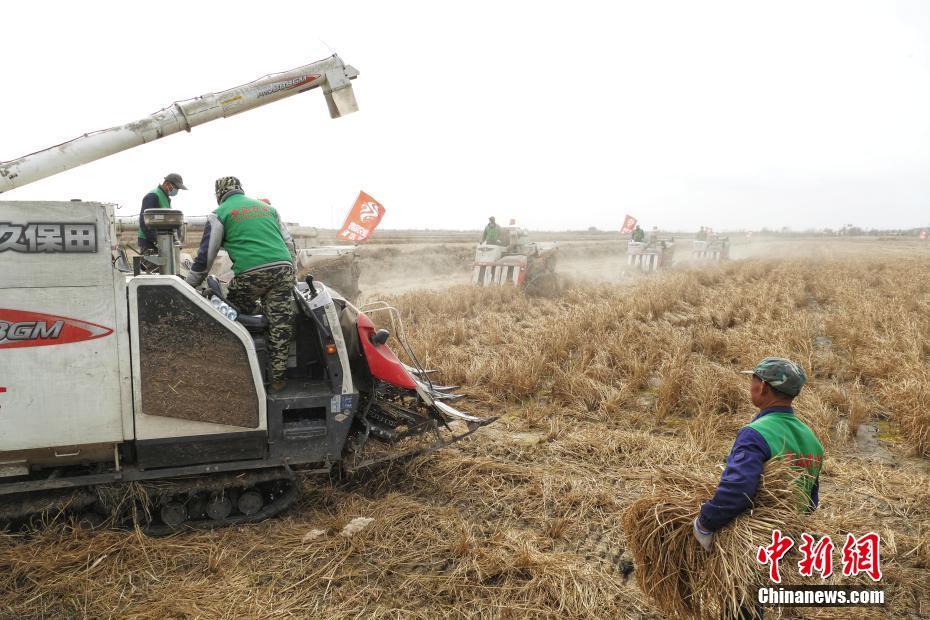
[305,275,317,299]
[207,276,225,301]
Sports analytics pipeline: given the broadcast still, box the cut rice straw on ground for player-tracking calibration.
[4,252,930,618]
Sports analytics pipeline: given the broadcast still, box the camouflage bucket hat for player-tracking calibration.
[742,357,807,396]
[214,176,243,203]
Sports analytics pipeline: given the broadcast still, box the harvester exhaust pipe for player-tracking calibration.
[0,55,359,194]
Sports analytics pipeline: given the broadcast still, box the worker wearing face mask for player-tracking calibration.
[137,173,187,253]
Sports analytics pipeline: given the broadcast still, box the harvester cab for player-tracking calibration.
[0,56,491,533]
[472,225,557,287]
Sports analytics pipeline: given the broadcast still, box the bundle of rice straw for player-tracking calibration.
[622,459,810,619]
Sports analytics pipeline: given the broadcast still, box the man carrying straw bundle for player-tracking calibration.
[693,357,825,618]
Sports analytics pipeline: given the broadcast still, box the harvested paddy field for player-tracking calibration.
[2,252,929,619]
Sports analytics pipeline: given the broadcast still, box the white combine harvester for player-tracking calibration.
[472,226,557,287]
[625,239,675,272]
[692,235,730,261]
[0,55,488,534]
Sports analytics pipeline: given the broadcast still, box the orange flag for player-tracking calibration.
[620,214,637,233]
[338,191,386,243]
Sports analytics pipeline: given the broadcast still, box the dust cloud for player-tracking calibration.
[355,234,930,301]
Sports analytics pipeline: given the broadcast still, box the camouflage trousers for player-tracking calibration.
[227,265,295,383]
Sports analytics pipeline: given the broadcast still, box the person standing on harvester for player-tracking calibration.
[138,173,187,253]
[185,176,297,391]
[481,216,501,245]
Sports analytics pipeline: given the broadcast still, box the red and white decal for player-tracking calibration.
[0,309,112,349]
[256,74,320,98]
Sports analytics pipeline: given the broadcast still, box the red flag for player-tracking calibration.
[338,191,386,243]
[620,214,637,234]
[509,218,516,225]
[920,230,927,240]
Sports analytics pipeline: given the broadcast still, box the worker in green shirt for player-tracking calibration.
[481,216,501,244]
[137,173,186,253]
[185,176,297,391]
[694,357,825,619]
[631,224,645,243]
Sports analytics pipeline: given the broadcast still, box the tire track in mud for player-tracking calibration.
[805,286,895,462]
[558,524,635,578]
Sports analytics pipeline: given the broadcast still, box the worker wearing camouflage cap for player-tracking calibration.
[693,358,825,552]
[186,176,297,391]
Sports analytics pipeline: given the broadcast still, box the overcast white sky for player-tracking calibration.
[2,1,928,231]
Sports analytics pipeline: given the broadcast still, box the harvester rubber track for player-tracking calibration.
[135,469,298,536]
[0,468,298,536]
[0,488,98,524]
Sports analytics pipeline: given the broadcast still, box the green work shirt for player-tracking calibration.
[482,223,500,244]
[215,194,293,275]
[137,186,170,239]
[747,412,825,506]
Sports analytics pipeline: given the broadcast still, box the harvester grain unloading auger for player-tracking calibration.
[0,55,359,192]
[0,54,494,535]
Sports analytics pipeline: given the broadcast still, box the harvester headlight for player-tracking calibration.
[209,296,238,322]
